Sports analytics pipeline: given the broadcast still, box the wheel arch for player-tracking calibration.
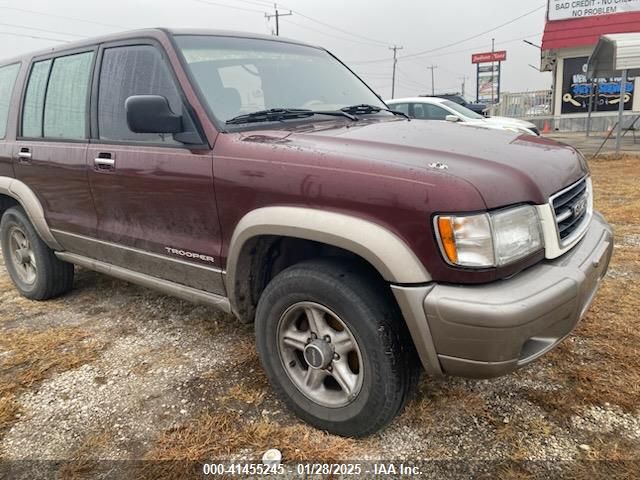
[0,176,62,250]
[225,206,431,319]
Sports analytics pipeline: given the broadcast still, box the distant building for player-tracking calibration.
[541,1,640,130]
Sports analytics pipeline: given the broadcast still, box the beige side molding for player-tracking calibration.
[0,176,62,250]
[226,206,431,300]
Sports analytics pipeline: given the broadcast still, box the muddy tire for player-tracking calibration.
[255,258,419,437]
[0,206,74,300]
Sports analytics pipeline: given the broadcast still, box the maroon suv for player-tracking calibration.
[0,29,613,437]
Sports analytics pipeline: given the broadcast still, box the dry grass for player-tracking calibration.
[141,410,364,479]
[146,410,361,462]
[56,431,113,480]
[401,381,493,427]
[0,327,105,430]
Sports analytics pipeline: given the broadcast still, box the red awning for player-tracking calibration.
[542,12,640,50]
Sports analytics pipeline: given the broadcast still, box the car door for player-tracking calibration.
[84,41,224,295]
[14,49,97,237]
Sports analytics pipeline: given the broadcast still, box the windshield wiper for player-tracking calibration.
[341,104,411,120]
[225,108,358,125]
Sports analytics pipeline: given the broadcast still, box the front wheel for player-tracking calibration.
[255,259,418,437]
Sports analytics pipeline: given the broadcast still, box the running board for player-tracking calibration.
[55,251,231,313]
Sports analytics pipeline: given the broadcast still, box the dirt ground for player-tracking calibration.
[0,155,639,479]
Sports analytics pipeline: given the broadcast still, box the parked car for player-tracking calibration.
[423,93,487,115]
[0,29,612,437]
[387,97,541,135]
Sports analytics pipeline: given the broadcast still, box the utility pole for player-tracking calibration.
[459,76,468,97]
[389,45,403,99]
[265,3,292,36]
[428,65,438,95]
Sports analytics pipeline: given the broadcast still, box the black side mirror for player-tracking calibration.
[125,95,183,134]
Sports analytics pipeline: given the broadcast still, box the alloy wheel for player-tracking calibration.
[277,302,364,408]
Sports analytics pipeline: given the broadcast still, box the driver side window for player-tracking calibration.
[98,45,184,143]
[412,103,449,121]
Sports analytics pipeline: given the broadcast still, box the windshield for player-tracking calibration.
[442,100,485,120]
[175,35,386,125]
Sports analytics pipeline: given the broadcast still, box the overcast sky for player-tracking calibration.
[0,0,552,100]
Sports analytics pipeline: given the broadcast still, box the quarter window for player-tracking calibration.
[97,45,182,143]
[43,52,94,139]
[0,63,20,139]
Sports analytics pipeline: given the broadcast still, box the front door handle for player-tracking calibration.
[94,153,115,171]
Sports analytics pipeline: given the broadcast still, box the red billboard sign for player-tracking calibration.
[472,51,507,64]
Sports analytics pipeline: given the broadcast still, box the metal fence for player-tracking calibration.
[487,90,553,118]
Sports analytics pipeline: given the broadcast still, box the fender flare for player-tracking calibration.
[0,176,62,250]
[225,206,431,310]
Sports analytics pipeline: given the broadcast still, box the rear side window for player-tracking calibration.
[0,63,20,139]
[22,51,94,139]
[97,45,182,143]
[44,52,93,139]
[22,59,52,138]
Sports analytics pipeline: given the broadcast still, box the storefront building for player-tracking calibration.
[542,0,640,130]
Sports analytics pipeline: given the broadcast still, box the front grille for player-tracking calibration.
[551,178,590,243]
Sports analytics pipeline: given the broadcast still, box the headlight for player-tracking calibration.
[435,205,543,268]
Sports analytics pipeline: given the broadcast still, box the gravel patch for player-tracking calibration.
[572,406,640,440]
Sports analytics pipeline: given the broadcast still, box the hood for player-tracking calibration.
[238,118,587,209]
[485,116,537,130]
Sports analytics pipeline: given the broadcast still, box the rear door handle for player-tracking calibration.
[94,153,115,171]
[17,148,31,162]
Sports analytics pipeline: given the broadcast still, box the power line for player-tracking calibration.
[0,22,86,38]
[233,0,274,7]
[0,5,127,29]
[347,5,544,65]
[286,19,385,48]
[0,31,71,42]
[189,0,266,14]
[292,11,390,47]
[398,5,545,60]
[348,32,542,65]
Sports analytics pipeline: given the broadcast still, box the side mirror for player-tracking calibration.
[125,95,183,134]
[445,115,461,123]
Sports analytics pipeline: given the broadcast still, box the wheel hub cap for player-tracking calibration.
[7,226,37,285]
[303,340,334,370]
[277,301,364,408]
[15,248,29,264]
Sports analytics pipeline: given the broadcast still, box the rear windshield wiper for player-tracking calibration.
[225,108,358,125]
[341,104,411,120]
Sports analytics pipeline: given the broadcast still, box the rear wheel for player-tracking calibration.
[255,258,419,437]
[0,206,74,300]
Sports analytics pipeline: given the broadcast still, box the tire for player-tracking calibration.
[0,206,74,300]
[255,258,419,437]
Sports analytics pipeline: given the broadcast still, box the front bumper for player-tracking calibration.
[392,211,613,379]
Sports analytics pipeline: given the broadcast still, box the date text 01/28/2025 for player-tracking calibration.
[202,463,423,476]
